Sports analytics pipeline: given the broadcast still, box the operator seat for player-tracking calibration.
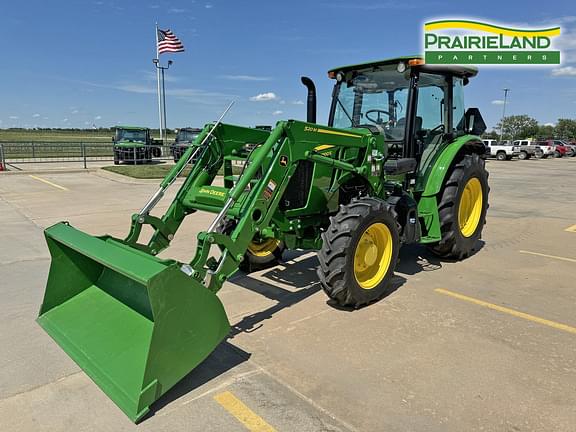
[387,116,423,156]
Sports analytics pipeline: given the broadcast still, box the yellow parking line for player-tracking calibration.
[435,288,576,335]
[214,391,277,432]
[519,250,576,264]
[28,175,68,191]
[565,224,576,233]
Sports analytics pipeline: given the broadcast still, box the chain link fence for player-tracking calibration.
[0,142,179,169]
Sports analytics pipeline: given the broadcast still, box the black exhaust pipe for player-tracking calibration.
[300,76,317,124]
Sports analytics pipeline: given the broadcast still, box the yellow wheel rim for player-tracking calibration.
[353,223,393,290]
[458,177,483,238]
[247,238,281,257]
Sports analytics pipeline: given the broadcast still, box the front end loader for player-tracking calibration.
[37,56,489,421]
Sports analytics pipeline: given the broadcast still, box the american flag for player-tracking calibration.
[157,29,185,55]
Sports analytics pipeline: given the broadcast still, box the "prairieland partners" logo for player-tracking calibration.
[424,19,561,65]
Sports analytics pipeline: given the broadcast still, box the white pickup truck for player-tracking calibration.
[482,140,520,161]
[512,139,550,159]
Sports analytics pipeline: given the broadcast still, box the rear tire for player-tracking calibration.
[318,197,400,308]
[429,153,489,260]
[496,151,506,161]
[554,151,562,158]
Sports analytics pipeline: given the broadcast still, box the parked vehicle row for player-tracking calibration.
[482,139,576,161]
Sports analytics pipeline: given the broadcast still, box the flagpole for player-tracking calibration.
[155,23,164,142]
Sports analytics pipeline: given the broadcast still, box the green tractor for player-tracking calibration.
[37,56,489,421]
[113,126,162,164]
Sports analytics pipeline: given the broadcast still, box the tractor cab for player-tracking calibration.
[326,57,485,164]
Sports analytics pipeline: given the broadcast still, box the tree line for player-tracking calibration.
[483,116,576,141]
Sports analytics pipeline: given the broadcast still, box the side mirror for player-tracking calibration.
[111,136,115,142]
[464,108,486,136]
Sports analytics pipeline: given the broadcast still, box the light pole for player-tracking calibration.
[499,88,510,142]
[153,59,173,143]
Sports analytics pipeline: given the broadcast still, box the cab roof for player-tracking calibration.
[328,55,478,78]
[115,125,149,131]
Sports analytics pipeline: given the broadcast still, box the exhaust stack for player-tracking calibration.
[301,76,317,123]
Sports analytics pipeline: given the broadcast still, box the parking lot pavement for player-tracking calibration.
[0,158,575,431]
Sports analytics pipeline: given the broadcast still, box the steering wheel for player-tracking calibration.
[365,109,395,125]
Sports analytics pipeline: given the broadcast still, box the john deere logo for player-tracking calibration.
[279,155,288,166]
[424,19,561,65]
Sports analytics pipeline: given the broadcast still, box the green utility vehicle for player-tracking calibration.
[113,126,162,164]
[38,56,489,421]
[171,127,202,162]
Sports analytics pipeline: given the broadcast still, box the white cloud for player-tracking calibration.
[62,118,69,123]
[169,8,185,13]
[71,109,79,114]
[95,115,102,120]
[205,4,213,8]
[292,100,305,105]
[32,113,40,118]
[491,100,505,105]
[220,75,272,81]
[544,122,555,127]
[250,92,278,102]
[80,79,236,106]
[272,110,283,116]
[9,115,19,119]
[43,117,49,120]
[551,66,576,76]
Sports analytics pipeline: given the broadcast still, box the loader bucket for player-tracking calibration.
[37,222,230,422]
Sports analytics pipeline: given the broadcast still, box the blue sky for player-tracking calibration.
[1,0,575,131]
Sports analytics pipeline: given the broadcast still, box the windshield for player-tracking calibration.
[177,130,199,143]
[115,129,147,142]
[332,65,411,140]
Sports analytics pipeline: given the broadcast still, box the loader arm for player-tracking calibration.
[122,120,379,293]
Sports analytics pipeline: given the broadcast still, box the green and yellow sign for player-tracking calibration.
[424,19,561,65]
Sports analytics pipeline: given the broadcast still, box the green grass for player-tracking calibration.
[102,163,244,179]
[102,164,191,179]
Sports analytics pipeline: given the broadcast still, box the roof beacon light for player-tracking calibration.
[408,58,425,66]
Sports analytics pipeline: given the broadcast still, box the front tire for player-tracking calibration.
[318,197,400,308]
[240,237,285,272]
[518,151,528,160]
[429,153,489,260]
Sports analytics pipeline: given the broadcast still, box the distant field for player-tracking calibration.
[0,129,175,142]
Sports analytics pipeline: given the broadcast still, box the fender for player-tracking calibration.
[418,134,484,196]
[416,134,484,243]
